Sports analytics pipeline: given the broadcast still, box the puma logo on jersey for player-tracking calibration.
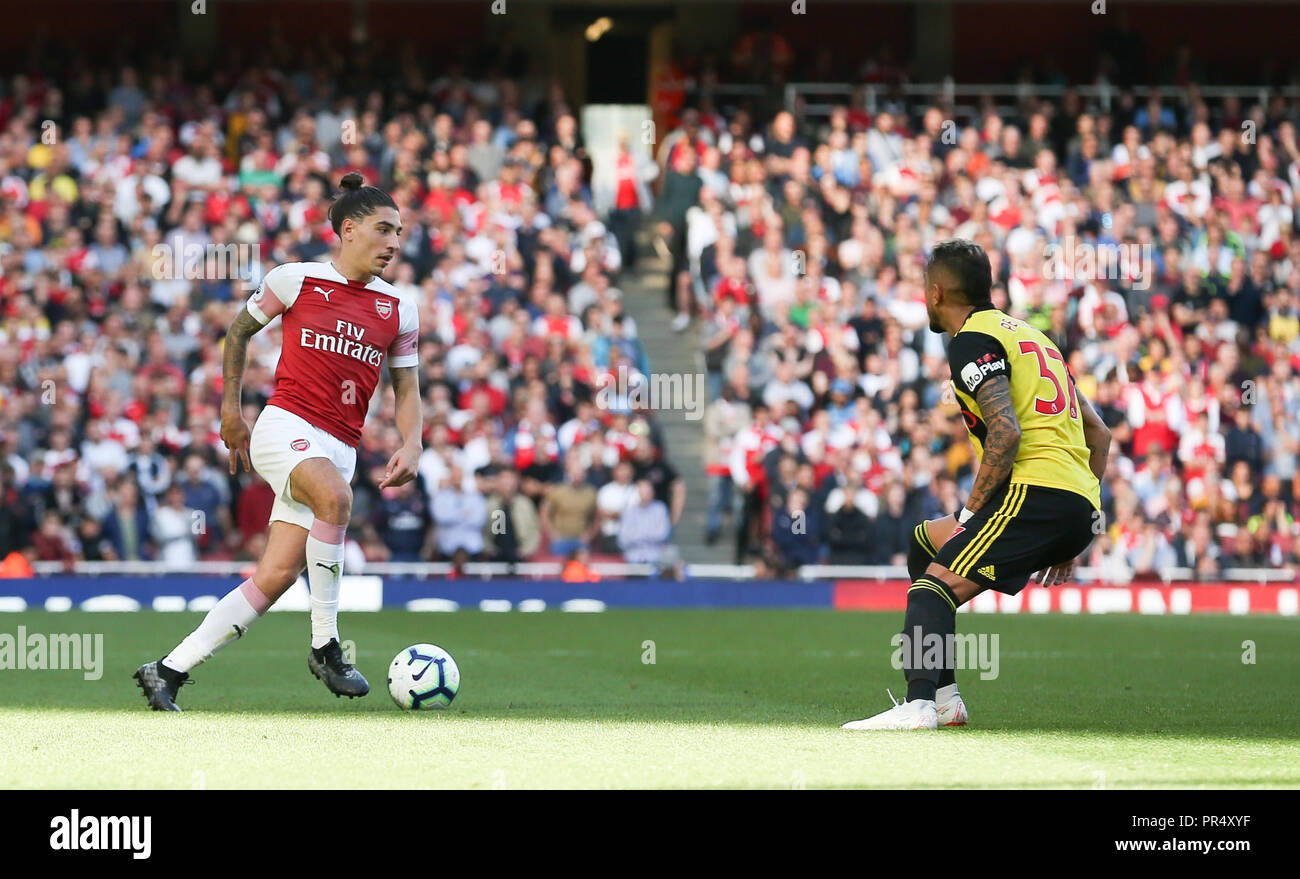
[977,565,996,580]
[313,285,335,301]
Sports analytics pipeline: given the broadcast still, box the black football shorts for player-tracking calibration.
[931,482,1097,596]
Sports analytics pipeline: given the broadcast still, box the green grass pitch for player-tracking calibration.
[1,609,1297,788]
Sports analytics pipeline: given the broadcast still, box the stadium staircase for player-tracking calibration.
[622,234,717,565]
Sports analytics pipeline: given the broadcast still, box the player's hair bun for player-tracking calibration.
[328,174,397,235]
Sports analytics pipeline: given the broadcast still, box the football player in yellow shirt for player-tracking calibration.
[844,239,1112,730]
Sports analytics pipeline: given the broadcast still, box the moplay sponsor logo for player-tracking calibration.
[49,810,151,860]
[959,354,1006,391]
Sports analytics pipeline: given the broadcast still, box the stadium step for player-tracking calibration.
[621,234,718,566]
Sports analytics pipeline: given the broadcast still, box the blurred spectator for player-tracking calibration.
[540,456,598,556]
[31,510,77,569]
[770,487,822,570]
[656,144,703,330]
[100,476,153,561]
[1223,527,1265,568]
[153,485,198,565]
[1178,514,1223,579]
[732,402,783,563]
[0,465,36,558]
[1223,404,1266,476]
[176,453,231,555]
[373,477,433,563]
[482,468,542,562]
[595,460,638,554]
[703,378,751,544]
[825,480,873,564]
[617,480,673,565]
[601,131,658,271]
[129,436,173,501]
[74,515,113,562]
[872,483,912,566]
[430,466,487,561]
[629,439,686,529]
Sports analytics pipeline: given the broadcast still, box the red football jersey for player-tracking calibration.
[246,261,419,446]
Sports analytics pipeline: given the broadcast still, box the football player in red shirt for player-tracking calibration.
[135,174,423,710]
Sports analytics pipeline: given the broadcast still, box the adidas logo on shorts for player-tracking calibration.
[977,564,996,580]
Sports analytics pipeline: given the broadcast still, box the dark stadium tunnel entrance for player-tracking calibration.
[586,32,649,104]
[550,5,670,106]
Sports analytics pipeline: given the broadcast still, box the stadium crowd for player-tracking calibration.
[0,43,1298,583]
[0,60,686,576]
[673,85,1300,579]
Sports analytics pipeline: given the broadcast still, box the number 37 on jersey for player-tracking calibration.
[946,307,1098,504]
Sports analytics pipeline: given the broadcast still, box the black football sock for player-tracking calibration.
[157,657,186,683]
[901,577,958,703]
[907,522,936,581]
[938,666,957,689]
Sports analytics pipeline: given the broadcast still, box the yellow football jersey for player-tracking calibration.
[947,306,1101,508]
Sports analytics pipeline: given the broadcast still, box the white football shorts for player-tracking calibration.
[249,404,357,531]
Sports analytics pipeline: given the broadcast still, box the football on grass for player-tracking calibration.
[388,643,460,710]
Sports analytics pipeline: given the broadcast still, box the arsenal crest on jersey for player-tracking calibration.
[375,298,393,319]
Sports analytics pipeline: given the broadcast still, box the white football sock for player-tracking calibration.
[306,519,346,650]
[162,578,269,673]
[937,683,960,703]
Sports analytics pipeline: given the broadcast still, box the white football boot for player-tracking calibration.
[935,684,968,727]
[841,689,938,730]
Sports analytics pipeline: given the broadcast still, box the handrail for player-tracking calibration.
[782,81,1299,118]
[22,559,1297,583]
[25,560,655,578]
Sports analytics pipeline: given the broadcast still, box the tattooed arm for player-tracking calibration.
[966,373,1021,514]
[219,309,266,475]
